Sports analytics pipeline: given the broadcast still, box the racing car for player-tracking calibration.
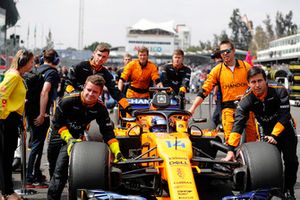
[68,88,283,200]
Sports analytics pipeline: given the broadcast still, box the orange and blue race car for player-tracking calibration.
[68,87,284,200]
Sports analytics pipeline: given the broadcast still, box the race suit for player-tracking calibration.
[160,63,191,94]
[228,82,298,191]
[197,60,257,142]
[67,60,130,110]
[120,59,160,98]
[47,92,116,200]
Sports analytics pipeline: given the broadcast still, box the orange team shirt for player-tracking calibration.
[121,59,160,89]
[201,60,251,103]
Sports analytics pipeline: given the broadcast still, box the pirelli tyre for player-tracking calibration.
[69,141,110,200]
[290,84,300,94]
[269,69,289,80]
[292,73,300,84]
[289,64,300,73]
[237,142,283,191]
[290,92,300,100]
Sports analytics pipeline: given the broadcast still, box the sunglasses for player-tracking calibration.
[220,48,232,55]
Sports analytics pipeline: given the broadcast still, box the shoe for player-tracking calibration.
[34,174,47,182]
[12,157,21,171]
[32,181,48,189]
[285,189,296,200]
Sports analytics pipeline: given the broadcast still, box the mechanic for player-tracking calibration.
[26,49,60,188]
[210,48,223,127]
[116,53,132,95]
[47,74,125,200]
[66,43,132,114]
[223,67,298,200]
[188,39,257,143]
[118,46,162,98]
[160,49,191,109]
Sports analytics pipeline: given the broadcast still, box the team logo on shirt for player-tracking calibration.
[1,99,7,107]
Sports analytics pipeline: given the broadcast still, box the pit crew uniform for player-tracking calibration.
[160,63,191,95]
[47,92,121,200]
[120,59,160,98]
[228,82,298,194]
[67,60,130,111]
[197,60,257,143]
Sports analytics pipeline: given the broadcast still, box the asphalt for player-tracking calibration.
[11,94,300,199]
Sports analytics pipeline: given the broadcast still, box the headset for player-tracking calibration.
[40,50,60,65]
[18,50,30,67]
[52,52,60,65]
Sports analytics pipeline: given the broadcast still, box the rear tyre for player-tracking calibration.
[68,141,110,200]
[237,142,283,191]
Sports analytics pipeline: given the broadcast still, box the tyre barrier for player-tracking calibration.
[289,65,300,73]
[268,68,292,81]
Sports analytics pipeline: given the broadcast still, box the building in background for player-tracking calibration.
[126,19,191,56]
[175,24,191,51]
[256,33,300,65]
[0,8,5,51]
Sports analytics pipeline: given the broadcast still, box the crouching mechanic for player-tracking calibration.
[47,75,125,200]
[223,67,298,199]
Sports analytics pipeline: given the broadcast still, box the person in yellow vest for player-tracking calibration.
[189,40,257,144]
[0,49,34,200]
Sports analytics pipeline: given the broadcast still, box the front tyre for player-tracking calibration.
[237,142,283,191]
[68,141,110,200]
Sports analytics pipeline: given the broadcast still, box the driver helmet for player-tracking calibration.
[150,116,167,132]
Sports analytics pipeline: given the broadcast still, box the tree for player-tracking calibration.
[199,41,206,50]
[186,45,201,52]
[229,9,241,46]
[263,14,275,42]
[275,11,285,38]
[228,9,252,50]
[284,11,298,36]
[84,42,111,51]
[212,34,219,48]
[252,26,269,51]
[45,29,54,50]
[219,30,229,42]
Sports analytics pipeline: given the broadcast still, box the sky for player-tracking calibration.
[9,0,300,50]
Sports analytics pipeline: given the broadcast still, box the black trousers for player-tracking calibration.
[47,128,63,179]
[26,116,50,182]
[276,127,299,191]
[0,112,22,195]
[47,144,69,200]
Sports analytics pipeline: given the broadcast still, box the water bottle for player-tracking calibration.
[113,105,119,126]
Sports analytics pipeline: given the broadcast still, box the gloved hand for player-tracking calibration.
[67,138,82,156]
[65,85,75,93]
[114,152,126,163]
[179,86,186,97]
[59,127,82,156]
[109,140,126,163]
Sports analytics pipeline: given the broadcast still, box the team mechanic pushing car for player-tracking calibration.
[160,49,191,95]
[118,46,162,98]
[188,39,257,143]
[66,43,132,114]
[160,49,191,109]
[47,75,125,200]
[223,67,298,199]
